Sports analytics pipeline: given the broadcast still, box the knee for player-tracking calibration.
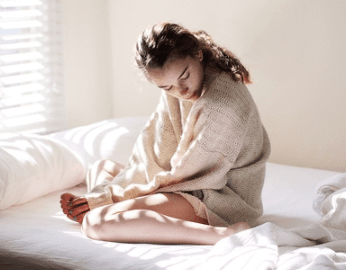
[81,208,107,240]
[92,159,124,173]
[81,206,127,241]
[86,159,122,191]
[89,159,107,174]
[86,160,107,191]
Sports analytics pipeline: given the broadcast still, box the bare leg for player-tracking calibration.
[81,193,249,245]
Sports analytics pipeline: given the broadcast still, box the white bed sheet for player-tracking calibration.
[0,162,342,269]
[258,163,338,228]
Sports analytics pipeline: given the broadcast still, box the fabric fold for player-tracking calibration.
[313,173,346,231]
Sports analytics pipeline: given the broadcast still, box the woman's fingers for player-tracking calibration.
[71,197,88,207]
[60,194,87,208]
[60,193,87,207]
[60,193,76,209]
[75,212,87,224]
[60,193,89,223]
[62,207,70,215]
[60,193,75,202]
[66,208,88,224]
[70,203,90,217]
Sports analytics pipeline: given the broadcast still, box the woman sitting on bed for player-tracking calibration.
[60,22,271,245]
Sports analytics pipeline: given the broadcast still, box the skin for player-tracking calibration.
[145,51,206,102]
[60,53,250,244]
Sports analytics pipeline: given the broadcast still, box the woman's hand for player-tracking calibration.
[60,193,90,224]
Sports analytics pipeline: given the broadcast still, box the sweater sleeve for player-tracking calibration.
[84,92,179,209]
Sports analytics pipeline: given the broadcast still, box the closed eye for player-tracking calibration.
[180,72,190,80]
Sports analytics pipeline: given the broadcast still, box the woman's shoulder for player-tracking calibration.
[211,71,246,91]
[202,66,246,95]
[203,71,252,104]
[198,70,260,127]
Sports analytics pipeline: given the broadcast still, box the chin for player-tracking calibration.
[186,92,200,102]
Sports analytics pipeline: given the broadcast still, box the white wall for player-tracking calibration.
[63,0,113,127]
[63,0,346,172]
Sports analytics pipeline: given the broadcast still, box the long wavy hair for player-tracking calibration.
[135,22,251,84]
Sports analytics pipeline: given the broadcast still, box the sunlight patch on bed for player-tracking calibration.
[63,230,88,239]
[52,210,71,220]
[52,211,82,225]
[113,243,165,260]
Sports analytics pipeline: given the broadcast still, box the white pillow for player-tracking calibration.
[50,116,149,169]
[0,133,86,210]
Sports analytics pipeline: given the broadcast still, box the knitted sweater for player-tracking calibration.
[85,71,271,227]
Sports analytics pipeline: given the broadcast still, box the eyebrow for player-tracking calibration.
[158,66,188,88]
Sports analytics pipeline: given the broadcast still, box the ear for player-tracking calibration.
[196,50,203,61]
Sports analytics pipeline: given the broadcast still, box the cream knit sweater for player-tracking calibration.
[85,71,271,227]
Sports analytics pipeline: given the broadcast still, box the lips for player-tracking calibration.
[185,91,198,101]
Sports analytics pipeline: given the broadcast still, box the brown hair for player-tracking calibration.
[135,22,251,84]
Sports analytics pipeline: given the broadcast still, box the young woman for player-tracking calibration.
[60,22,271,245]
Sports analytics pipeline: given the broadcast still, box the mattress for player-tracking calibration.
[1,117,345,269]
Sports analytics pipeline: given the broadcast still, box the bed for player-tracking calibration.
[1,116,346,269]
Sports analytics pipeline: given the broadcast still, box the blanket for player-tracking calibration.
[178,222,346,270]
[314,173,346,232]
[175,174,346,269]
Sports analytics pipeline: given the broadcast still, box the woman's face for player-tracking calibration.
[145,53,205,102]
